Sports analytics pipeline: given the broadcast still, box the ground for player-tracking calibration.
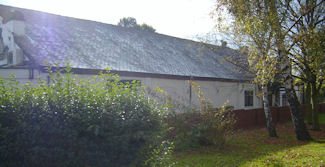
[173,115,325,167]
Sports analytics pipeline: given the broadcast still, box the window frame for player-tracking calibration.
[244,90,254,107]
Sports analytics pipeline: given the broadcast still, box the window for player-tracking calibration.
[244,90,254,107]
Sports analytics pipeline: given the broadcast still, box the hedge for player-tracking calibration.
[0,66,173,167]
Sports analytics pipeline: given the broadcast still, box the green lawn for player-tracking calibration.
[173,114,325,167]
[320,113,325,123]
[305,112,325,124]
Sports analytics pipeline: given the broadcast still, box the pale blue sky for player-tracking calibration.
[0,0,219,40]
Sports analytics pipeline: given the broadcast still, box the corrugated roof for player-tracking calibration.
[1,4,252,80]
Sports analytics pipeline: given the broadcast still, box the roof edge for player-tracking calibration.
[1,66,253,83]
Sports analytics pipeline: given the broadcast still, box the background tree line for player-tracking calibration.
[117,17,156,32]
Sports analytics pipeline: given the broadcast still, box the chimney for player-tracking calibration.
[221,40,227,47]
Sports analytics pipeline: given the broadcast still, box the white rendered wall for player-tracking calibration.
[0,69,263,110]
[69,73,263,110]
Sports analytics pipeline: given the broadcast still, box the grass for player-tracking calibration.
[320,113,325,123]
[305,112,325,123]
[173,114,325,167]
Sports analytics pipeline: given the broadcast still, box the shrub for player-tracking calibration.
[0,65,173,167]
[166,105,236,150]
[165,81,236,150]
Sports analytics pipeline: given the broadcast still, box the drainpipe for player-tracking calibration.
[189,76,193,106]
[28,67,34,79]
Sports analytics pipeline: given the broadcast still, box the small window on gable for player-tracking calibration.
[244,90,254,107]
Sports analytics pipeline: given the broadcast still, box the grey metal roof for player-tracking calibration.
[1,4,252,80]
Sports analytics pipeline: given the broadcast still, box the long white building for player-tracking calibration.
[0,4,263,110]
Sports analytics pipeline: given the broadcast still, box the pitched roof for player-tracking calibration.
[0,4,252,81]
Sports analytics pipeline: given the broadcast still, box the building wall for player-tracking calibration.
[194,80,261,109]
[111,76,262,109]
[0,68,263,110]
[0,68,48,84]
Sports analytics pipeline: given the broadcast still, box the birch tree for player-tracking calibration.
[214,0,314,140]
[283,0,325,130]
[214,0,279,137]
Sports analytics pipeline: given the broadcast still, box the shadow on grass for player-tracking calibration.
[173,122,325,167]
[314,140,325,143]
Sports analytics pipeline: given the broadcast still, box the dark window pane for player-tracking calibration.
[245,90,254,106]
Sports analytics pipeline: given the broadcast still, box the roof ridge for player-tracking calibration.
[0,4,251,80]
[0,4,233,51]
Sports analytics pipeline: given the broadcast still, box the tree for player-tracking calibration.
[117,17,138,28]
[269,0,312,140]
[214,0,314,140]
[139,23,156,32]
[117,17,156,32]
[214,0,280,137]
[283,0,325,130]
[320,85,325,102]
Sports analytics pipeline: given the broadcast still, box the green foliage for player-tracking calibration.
[142,140,175,167]
[164,81,236,150]
[216,0,280,86]
[166,104,236,151]
[0,64,173,167]
[319,113,325,123]
[117,17,156,32]
[139,23,156,32]
[117,17,138,28]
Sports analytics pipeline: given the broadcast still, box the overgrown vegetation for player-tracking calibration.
[0,65,173,167]
[173,120,325,166]
[166,104,235,151]
[155,81,236,151]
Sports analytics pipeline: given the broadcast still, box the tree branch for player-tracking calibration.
[292,74,310,83]
[317,79,323,91]
[285,0,325,35]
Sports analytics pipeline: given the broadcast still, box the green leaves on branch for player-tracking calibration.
[0,63,173,167]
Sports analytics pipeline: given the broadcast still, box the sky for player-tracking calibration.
[0,0,219,41]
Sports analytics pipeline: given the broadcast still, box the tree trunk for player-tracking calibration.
[278,53,312,141]
[306,83,312,124]
[311,82,320,130]
[286,83,312,141]
[276,36,312,141]
[270,0,312,141]
[263,85,278,137]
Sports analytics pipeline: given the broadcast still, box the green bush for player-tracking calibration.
[165,81,236,150]
[166,105,236,150]
[0,65,173,167]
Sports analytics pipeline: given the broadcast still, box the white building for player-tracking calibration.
[0,4,263,110]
